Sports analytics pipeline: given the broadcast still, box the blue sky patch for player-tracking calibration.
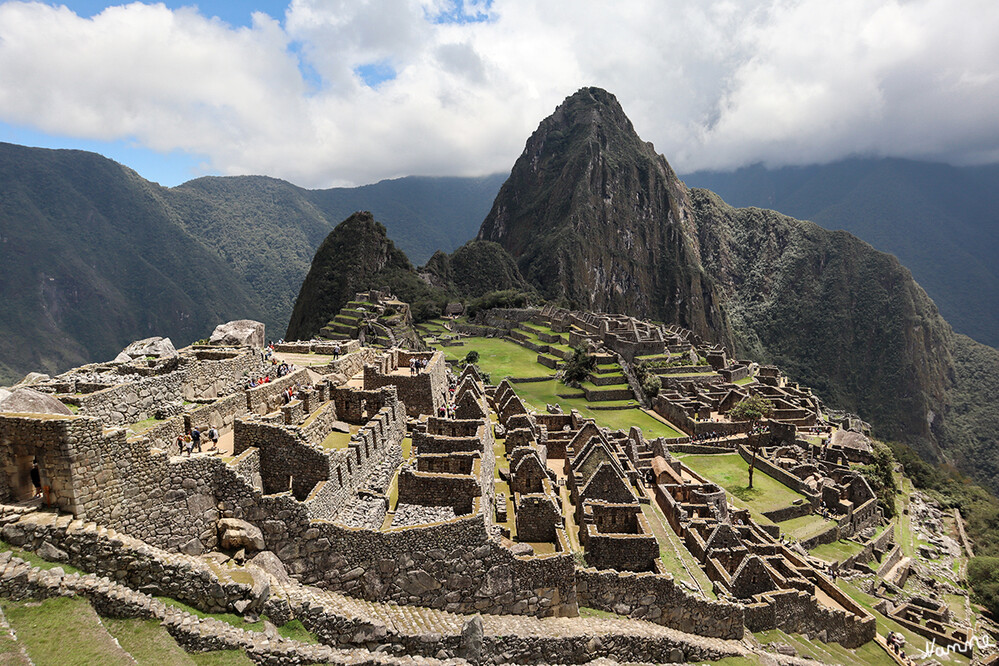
[46,1,290,28]
[0,121,210,187]
[354,61,397,89]
[428,0,494,24]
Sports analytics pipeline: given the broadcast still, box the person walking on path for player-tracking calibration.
[207,426,219,450]
[191,427,202,453]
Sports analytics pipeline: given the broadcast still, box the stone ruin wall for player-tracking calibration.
[235,390,404,510]
[575,567,744,639]
[75,350,261,425]
[363,350,446,418]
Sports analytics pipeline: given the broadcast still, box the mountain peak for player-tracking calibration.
[476,88,729,344]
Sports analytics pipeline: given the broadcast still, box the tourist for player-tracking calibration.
[184,434,194,456]
[176,433,186,455]
[207,426,219,450]
[29,460,41,498]
[333,343,341,359]
[191,426,202,453]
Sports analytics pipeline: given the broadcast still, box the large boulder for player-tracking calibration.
[218,518,265,552]
[121,336,177,359]
[248,551,292,586]
[210,320,266,349]
[16,372,51,387]
[0,388,73,416]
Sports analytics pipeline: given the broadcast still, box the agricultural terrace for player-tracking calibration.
[432,336,685,439]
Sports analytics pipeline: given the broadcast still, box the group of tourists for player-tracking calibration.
[175,425,219,456]
[409,357,429,375]
[436,371,459,418]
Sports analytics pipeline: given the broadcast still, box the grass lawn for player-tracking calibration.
[778,513,836,541]
[510,379,684,438]
[679,453,807,515]
[433,337,552,379]
[2,596,136,666]
[809,539,866,563]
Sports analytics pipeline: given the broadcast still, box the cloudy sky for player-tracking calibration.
[0,0,997,188]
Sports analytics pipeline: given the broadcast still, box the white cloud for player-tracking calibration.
[0,0,997,187]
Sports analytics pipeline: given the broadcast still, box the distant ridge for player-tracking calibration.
[0,142,502,383]
[684,158,999,348]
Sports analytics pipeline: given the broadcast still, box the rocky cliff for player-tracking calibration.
[477,87,731,347]
[285,212,444,340]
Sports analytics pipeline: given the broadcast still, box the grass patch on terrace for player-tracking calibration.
[155,597,264,633]
[432,337,552,379]
[578,606,629,620]
[679,453,807,515]
[104,616,200,665]
[733,377,755,385]
[808,538,866,563]
[0,538,84,575]
[2,596,136,666]
[641,501,716,598]
[778,513,836,541]
[320,430,352,449]
[125,416,165,436]
[190,652,256,666]
[753,627,894,665]
[835,578,973,665]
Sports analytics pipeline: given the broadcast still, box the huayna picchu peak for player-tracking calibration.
[478,87,731,347]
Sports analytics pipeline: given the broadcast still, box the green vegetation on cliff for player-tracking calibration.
[285,212,446,340]
[691,190,953,461]
[477,87,731,346]
[0,143,264,383]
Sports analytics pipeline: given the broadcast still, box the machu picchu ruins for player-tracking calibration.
[0,290,985,665]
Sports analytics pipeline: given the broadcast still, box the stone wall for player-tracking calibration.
[235,393,405,513]
[78,371,184,425]
[0,414,81,511]
[246,368,311,415]
[0,511,256,614]
[575,568,744,639]
[363,351,446,418]
[76,350,260,425]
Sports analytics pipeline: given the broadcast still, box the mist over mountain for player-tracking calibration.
[683,159,999,348]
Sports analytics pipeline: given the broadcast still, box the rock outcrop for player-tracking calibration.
[210,320,266,348]
[0,387,73,415]
[121,336,178,360]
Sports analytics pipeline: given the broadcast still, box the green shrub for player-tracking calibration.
[562,347,596,385]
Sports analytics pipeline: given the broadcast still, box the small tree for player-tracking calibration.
[562,346,596,385]
[728,395,773,489]
[463,350,480,366]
